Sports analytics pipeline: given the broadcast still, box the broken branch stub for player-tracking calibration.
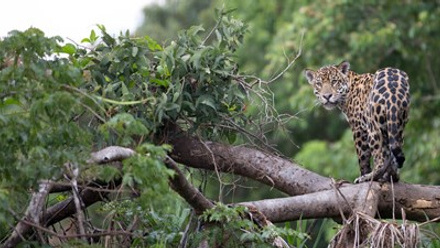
[88,146,136,164]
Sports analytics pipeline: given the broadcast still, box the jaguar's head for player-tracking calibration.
[304,61,350,110]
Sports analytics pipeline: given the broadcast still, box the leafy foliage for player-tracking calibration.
[0,29,92,222]
[0,10,299,246]
[198,203,308,247]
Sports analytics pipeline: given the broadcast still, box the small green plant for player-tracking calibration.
[196,203,308,247]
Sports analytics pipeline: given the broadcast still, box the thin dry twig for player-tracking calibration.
[198,138,225,202]
[331,179,351,223]
[21,219,133,239]
[201,12,222,45]
[266,31,304,85]
[331,211,420,248]
[178,211,194,248]
[62,84,109,119]
[65,162,87,242]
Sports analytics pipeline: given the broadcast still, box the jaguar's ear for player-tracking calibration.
[337,61,350,75]
[304,69,315,84]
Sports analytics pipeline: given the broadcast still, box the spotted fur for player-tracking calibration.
[304,61,410,183]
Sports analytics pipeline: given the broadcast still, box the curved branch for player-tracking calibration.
[166,130,333,196]
[165,156,215,213]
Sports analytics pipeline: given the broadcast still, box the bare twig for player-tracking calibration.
[198,138,225,202]
[49,181,129,194]
[79,101,106,123]
[21,219,133,239]
[331,179,350,223]
[266,31,304,85]
[178,211,194,248]
[62,85,109,119]
[201,13,222,45]
[65,162,87,242]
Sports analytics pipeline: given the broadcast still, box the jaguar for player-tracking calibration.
[304,61,410,183]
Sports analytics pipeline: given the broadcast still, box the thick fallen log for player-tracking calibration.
[239,182,440,223]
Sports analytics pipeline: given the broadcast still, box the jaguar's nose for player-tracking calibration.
[322,94,333,101]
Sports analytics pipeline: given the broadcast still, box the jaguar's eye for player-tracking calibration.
[331,80,338,85]
[315,81,322,87]
[338,84,347,93]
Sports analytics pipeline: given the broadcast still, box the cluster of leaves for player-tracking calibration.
[99,199,191,247]
[0,29,93,231]
[198,204,308,247]
[76,15,247,143]
[0,26,165,241]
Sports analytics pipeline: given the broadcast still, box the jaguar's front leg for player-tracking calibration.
[354,129,372,176]
[354,118,386,183]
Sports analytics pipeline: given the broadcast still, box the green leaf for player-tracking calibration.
[150,78,169,87]
[145,35,163,51]
[81,37,91,43]
[60,43,76,55]
[227,131,237,144]
[196,94,217,110]
[90,29,98,42]
[132,47,139,57]
[164,103,180,112]
[0,98,24,114]
[187,25,205,37]
[122,173,135,187]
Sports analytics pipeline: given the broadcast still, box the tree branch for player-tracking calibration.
[3,181,52,248]
[237,182,440,223]
[165,156,215,214]
[166,130,333,196]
